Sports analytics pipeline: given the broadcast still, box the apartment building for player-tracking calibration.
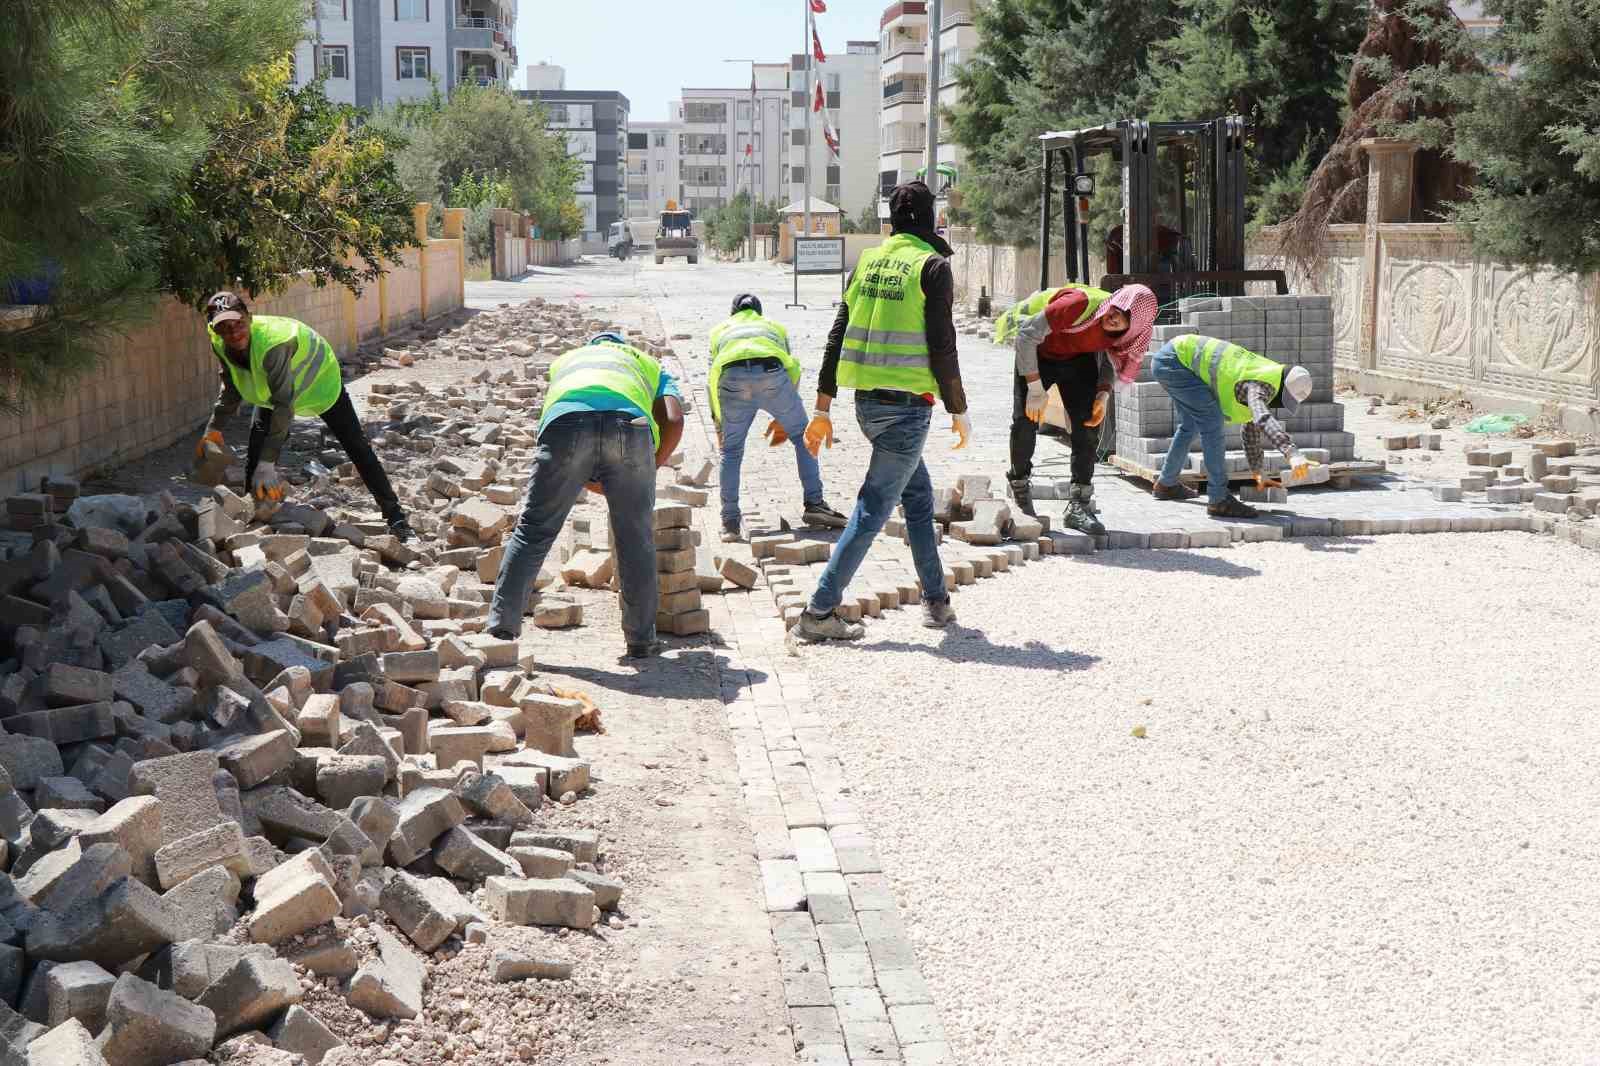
[928,0,976,196]
[291,0,518,107]
[626,121,684,219]
[524,62,565,91]
[673,64,793,216]
[787,40,881,221]
[517,88,630,251]
[877,1,928,211]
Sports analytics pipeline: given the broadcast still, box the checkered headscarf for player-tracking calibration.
[1096,284,1158,385]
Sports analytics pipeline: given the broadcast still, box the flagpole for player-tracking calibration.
[749,69,756,261]
[802,0,813,240]
[925,0,942,193]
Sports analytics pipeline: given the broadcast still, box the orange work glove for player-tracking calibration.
[1083,391,1109,428]
[764,421,789,447]
[195,429,224,459]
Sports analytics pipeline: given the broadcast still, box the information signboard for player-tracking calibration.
[789,237,846,309]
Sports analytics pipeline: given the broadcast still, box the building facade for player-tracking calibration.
[626,121,684,220]
[524,62,565,90]
[877,1,928,213]
[928,0,976,200]
[291,0,518,107]
[674,64,792,217]
[517,89,630,251]
[787,40,881,222]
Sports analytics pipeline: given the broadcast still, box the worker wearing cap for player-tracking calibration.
[995,282,1158,532]
[1150,334,1317,518]
[709,293,847,540]
[197,291,414,539]
[487,331,685,659]
[796,180,969,641]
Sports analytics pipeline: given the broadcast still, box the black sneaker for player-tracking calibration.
[387,518,417,542]
[627,640,667,659]
[802,500,849,529]
[1007,477,1037,518]
[487,626,518,641]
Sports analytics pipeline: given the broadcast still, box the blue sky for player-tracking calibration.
[516,0,889,120]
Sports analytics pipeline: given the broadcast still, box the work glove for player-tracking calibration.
[952,413,972,450]
[1024,379,1048,424]
[1254,472,1284,491]
[803,411,834,457]
[1287,454,1320,483]
[584,481,604,496]
[251,461,286,504]
[1084,390,1109,429]
[195,429,224,460]
[764,420,789,447]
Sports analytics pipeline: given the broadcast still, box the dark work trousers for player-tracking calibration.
[1007,354,1102,485]
[245,390,405,522]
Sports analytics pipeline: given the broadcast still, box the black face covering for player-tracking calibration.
[888,180,953,257]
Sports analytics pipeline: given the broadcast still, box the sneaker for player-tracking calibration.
[487,626,518,641]
[922,598,956,628]
[1206,495,1260,519]
[387,518,417,542]
[802,500,849,529]
[1007,477,1036,518]
[721,520,743,543]
[794,609,865,642]
[1062,485,1106,536]
[1152,481,1198,502]
[626,640,667,659]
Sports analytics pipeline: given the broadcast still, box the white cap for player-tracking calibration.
[1281,366,1313,414]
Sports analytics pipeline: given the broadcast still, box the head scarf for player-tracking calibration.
[1062,284,1157,385]
[888,180,954,257]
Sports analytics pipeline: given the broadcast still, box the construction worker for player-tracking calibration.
[796,180,969,641]
[1150,334,1317,518]
[709,293,847,540]
[487,331,684,659]
[997,283,1158,532]
[197,291,414,539]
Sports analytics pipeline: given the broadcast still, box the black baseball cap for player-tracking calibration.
[206,291,249,327]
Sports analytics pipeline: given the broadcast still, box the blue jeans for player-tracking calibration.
[488,412,658,643]
[1153,343,1230,504]
[808,397,948,614]
[717,363,823,526]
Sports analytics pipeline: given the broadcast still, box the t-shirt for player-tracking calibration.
[541,369,682,431]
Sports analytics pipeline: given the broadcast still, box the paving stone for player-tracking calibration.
[77,796,163,888]
[25,876,181,969]
[245,852,340,944]
[565,868,623,911]
[268,1004,344,1065]
[500,751,589,797]
[509,827,598,863]
[45,960,116,1033]
[489,949,573,983]
[483,876,595,929]
[379,872,466,952]
[98,973,215,1066]
[345,927,423,1020]
[129,752,225,847]
[454,771,534,826]
[346,795,400,867]
[26,1017,107,1065]
[194,954,300,1039]
[242,786,372,859]
[385,787,466,866]
[432,826,521,881]
[161,864,240,941]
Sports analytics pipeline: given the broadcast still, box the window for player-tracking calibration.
[682,101,727,124]
[792,129,806,146]
[826,91,840,110]
[681,133,726,155]
[656,159,664,172]
[627,132,647,150]
[940,47,964,84]
[736,101,751,122]
[825,73,840,93]
[395,0,426,19]
[397,47,430,80]
[320,45,349,79]
[318,0,345,19]
[826,165,840,185]
[791,166,805,183]
[653,131,666,148]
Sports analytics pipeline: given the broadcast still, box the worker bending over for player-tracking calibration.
[708,293,847,540]
[1150,334,1316,518]
[997,283,1157,532]
[488,331,685,659]
[198,291,414,539]
[797,180,969,641]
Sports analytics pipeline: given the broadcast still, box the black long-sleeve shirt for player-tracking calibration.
[819,255,968,414]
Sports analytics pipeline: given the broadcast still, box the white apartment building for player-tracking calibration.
[928,0,977,198]
[292,0,518,108]
[877,1,928,214]
[787,40,882,222]
[524,62,565,90]
[673,64,793,216]
[626,121,683,219]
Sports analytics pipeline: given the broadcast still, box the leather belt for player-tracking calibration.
[859,388,933,406]
[728,357,785,371]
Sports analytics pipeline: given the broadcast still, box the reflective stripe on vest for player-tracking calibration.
[542,341,664,447]
[208,314,342,417]
[993,283,1111,345]
[1172,334,1286,425]
[837,233,938,395]
[707,310,799,422]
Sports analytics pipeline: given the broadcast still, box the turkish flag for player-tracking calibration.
[823,114,840,158]
[810,0,826,11]
[812,26,827,63]
[813,81,824,112]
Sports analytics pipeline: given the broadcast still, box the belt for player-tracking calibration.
[727,357,785,371]
[858,388,933,406]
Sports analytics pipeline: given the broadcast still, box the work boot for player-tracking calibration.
[1007,477,1036,518]
[794,609,865,642]
[802,500,849,530]
[387,517,417,543]
[1062,483,1106,536]
[1206,495,1260,519]
[1152,480,1198,502]
[922,598,957,629]
[721,519,743,543]
[627,640,667,659]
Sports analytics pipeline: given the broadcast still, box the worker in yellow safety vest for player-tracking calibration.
[795,180,970,642]
[708,294,847,540]
[196,291,413,539]
[487,331,685,659]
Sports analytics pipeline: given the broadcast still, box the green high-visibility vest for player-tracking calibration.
[542,341,665,447]
[993,283,1111,346]
[837,233,940,395]
[207,314,343,417]
[707,310,799,423]
[1172,334,1286,425]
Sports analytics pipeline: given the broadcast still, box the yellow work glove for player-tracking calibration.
[251,461,286,504]
[195,429,224,460]
[952,413,972,450]
[803,411,834,457]
[764,420,789,447]
[1288,455,1319,483]
[1254,473,1284,491]
[1084,391,1109,429]
[1024,379,1048,424]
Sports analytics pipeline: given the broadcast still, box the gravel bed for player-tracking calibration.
[798,532,1600,1064]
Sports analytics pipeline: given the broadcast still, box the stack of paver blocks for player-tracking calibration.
[654,502,710,636]
[1113,293,1356,477]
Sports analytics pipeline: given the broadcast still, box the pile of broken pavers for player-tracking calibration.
[0,474,627,1065]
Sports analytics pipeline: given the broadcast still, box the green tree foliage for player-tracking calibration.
[841,202,882,235]
[0,0,302,410]
[155,64,418,308]
[1141,0,1370,227]
[704,192,781,255]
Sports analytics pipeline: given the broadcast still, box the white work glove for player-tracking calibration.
[251,461,286,504]
[1024,379,1048,424]
[951,413,972,450]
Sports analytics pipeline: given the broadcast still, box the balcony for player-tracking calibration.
[454,14,508,29]
[881,134,926,154]
[941,2,972,29]
[880,1,927,30]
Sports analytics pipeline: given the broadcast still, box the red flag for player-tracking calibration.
[813,81,823,112]
[812,26,827,64]
[810,0,826,11]
[823,114,840,158]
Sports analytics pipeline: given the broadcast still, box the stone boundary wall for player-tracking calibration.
[0,204,467,493]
